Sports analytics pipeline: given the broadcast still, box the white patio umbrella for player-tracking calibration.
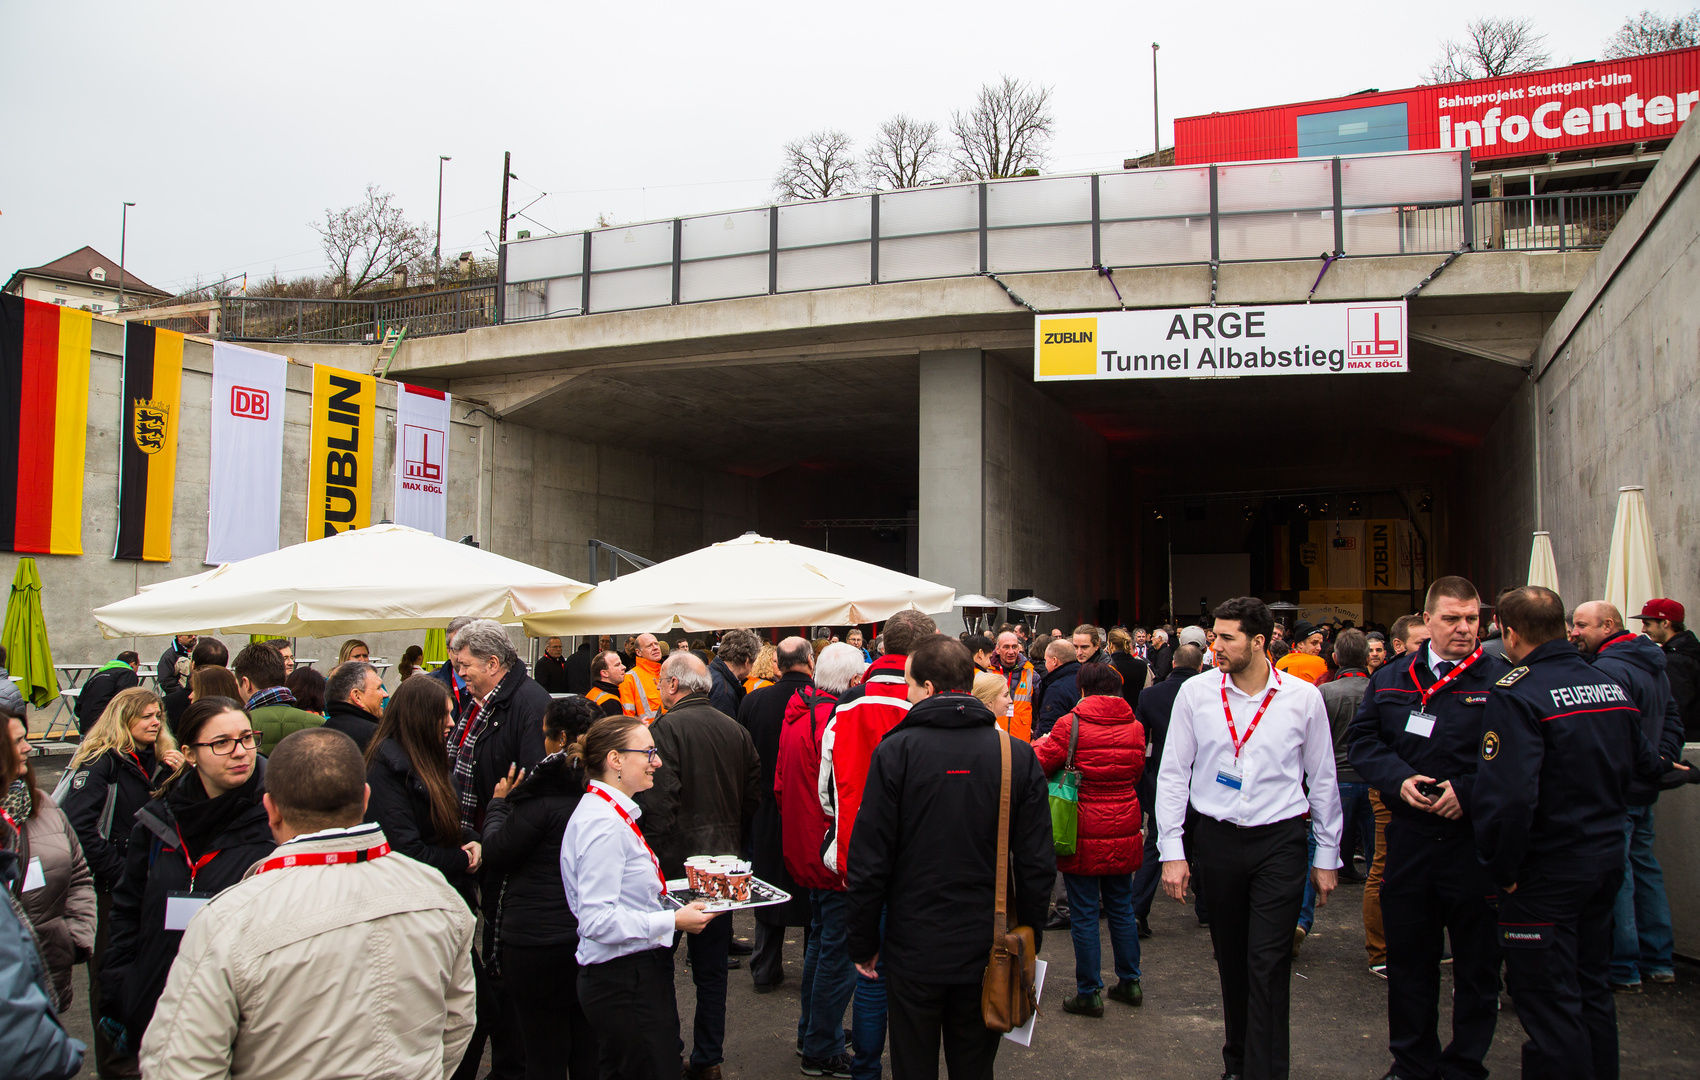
[1603,486,1664,620]
[521,533,954,636]
[1527,531,1559,592]
[92,523,591,638]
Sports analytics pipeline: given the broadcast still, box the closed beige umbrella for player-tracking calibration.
[1603,485,1663,620]
[1527,531,1559,592]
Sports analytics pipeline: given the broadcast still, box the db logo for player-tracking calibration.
[231,386,269,420]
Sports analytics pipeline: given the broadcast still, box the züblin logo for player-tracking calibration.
[1038,317,1099,377]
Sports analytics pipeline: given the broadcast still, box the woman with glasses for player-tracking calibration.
[56,685,182,1078]
[98,696,274,1058]
[563,716,715,1080]
[364,676,482,904]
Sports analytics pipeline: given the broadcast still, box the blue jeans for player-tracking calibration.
[850,911,886,1080]
[1338,781,1375,872]
[1063,873,1141,994]
[1297,822,1319,932]
[1611,804,1675,984]
[800,889,855,1060]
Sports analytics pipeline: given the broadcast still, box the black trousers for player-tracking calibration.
[504,941,599,1080]
[885,975,998,1080]
[578,947,683,1080]
[752,918,788,987]
[1381,819,1501,1080]
[454,946,527,1080]
[1191,814,1309,1080]
[1499,866,1623,1080]
[89,889,137,1078]
[674,911,732,1068]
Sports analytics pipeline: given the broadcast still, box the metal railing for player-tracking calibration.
[221,284,497,343]
[1475,190,1636,252]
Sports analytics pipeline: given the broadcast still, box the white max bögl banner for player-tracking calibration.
[206,343,288,564]
[393,383,451,537]
[1034,300,1408,382]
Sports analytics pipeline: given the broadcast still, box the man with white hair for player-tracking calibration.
[638,651,763,1080]
[1148,628,1174,681]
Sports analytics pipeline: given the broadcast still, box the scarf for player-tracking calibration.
[448,689,496,827]
[246,685,298,711]
[1,778,29,853]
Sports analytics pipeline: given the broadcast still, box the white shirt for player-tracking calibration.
[1155,662,1343,869]
[561,780,676,965]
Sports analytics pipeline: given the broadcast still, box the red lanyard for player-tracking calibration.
[173,825,221,890]
[255,841,391,875]
[588,785,669,896]
[1220,670,1280,760]
[1410,647,1483,709]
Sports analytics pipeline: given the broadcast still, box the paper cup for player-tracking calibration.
[727,870,752,903]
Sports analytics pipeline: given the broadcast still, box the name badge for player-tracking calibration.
[164,891,213,932]
[1215,762,1244,791]
[1405,711,1437,738]
[22,857,45,893]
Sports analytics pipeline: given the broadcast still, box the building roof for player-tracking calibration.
[5,246,169,298]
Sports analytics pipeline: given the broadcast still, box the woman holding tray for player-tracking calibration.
[563,716,716,1080]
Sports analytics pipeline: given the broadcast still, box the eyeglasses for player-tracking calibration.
[191,732,260,755]
[618,747,661,763]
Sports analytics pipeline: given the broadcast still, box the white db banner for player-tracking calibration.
[393,383,451,537]
[1033,300,1407,382]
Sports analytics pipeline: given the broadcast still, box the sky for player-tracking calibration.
[0,0,1654,295]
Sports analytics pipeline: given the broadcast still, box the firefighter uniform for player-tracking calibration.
[1347,642,1509,1080]
[999,659,1037,742]
[1473,638,1662,1080]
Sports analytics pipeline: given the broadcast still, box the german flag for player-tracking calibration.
[0,295,93,555]
[114,322,184,562]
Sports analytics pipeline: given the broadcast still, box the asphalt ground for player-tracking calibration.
[33,742,1699,1078]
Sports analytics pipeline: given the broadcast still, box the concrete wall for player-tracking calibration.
[0,319,758,691]
[1472,112,1700,605]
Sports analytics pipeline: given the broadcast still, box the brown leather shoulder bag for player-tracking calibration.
[981,726,1037,1031]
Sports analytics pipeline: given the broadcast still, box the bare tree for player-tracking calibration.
[774,130,861,202]
[1604,8,1700,57]
[310,185,433,295]
[950,75,1055,180]
[1425,17,1551,83]
[864,115,950,191]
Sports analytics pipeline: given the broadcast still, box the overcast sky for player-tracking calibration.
[0,1,1650,294]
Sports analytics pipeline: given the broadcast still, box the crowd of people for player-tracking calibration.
[1,580,1695,1080]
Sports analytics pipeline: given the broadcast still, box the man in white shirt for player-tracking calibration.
[1157,597,1342,1080]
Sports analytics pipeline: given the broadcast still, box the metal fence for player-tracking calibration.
[221,284,497,343]
[1475,190,1636,252]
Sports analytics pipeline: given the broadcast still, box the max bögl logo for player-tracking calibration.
[230,385,270,420]
[1346,305,1404,360]
[131,398,170,455]
[403,424,443,484]
[1038,317,1100,377]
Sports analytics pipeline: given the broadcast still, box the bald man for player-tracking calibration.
[620,632,666,722]
[1571,600,1688,990]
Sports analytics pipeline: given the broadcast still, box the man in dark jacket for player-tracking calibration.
[1633,598,1700,739]
[709,629,761,720]
[154,635,196,696]
[1571,601,1687,991]
[76,654,140,734]
[1034,638,1081,740]
[322,661,384,752]
[162,638,229,733]
[1147,630,1174,682]
[638,652,761,1080]
[532,638,571,695]
[1132,643,1206,932]
[1319,629,1374,884]
[734,636,815,990]
[564,640,595,696]
[846,635,1052,1080]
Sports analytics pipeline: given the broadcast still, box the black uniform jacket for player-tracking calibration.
[1472,638,1662,888]
[1347,645,1510,837]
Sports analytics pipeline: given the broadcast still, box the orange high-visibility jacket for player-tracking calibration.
[620,658,665,723]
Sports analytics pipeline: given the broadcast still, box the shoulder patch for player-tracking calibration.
[1481,730,1500,760]
[72,770,89,790]
[1496,667,1528,687]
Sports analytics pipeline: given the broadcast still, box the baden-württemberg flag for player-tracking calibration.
[115,323,184,562]
[0,295,93,555]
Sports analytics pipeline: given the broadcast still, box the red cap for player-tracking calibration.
[1632,599,1685,622]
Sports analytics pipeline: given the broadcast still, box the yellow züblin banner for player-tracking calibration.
[306,365,375,538]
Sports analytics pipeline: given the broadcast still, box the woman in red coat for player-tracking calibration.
[1032,661,1147,1017]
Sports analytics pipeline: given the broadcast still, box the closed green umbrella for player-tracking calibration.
[2,558,60,708]
[423,627,447,671]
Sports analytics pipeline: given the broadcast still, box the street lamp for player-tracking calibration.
[435,155,452,283]
[119,201,136,314]
[1152,43,1161,163]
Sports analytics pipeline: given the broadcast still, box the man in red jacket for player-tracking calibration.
[778,642,869,1077]
[819,609,935,1080]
